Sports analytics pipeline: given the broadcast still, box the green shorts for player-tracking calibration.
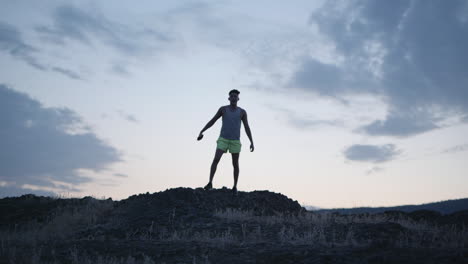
[216,136,242,153]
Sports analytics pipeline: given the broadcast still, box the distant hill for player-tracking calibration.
[307,197,468,215]
[301,205,322,211]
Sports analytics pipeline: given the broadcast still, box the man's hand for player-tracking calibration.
[197,132,204,141]
[250,143,254,152]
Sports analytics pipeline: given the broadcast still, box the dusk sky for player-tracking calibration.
[1,0,467,209]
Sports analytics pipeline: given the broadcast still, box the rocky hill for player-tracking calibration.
[1,187,467,263]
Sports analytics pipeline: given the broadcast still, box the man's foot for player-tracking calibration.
[204,182,213,190]
[232,186,238,195]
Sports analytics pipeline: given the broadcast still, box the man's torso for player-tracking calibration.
[219,105,243,140]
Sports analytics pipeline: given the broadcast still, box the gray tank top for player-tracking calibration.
[220,106,242,140]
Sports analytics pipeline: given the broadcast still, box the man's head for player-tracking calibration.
[228,89,240,105]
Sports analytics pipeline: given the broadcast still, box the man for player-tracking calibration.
[197,89,254,195]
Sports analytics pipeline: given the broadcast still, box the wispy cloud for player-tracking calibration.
[35,4,173,57]
[51,66,83,80]
[0,21,84,80]
[111,62,131,77]
[266,104,344,129]
[116,109,139,123]
[365,166,384,175]
[0,21,46,70]
[442,143,468,154]
[100,109,139,123]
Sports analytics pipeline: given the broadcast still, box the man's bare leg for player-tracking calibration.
[232,152,239,188]
[208,148,225,185]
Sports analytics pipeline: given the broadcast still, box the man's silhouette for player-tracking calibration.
[197,89,254,195]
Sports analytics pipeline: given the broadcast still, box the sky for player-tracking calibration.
[1,0,468,209]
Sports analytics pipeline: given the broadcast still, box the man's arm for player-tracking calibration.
[199,106,223,135]
[241,109,254,151]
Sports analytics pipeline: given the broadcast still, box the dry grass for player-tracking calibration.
[212,208,468,248]
[1,204,467,263]
[1,197,114,244]
[2,243,158,264]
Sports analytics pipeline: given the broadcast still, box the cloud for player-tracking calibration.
[288,116,343,129]
[288,0,468,137]
[116,109,139,123]
[111,63,131,77]
[0,84,124,197]
[0,21,46,70]
[352,108,442,137]
[462,115,468,123]
[343,143,401,163]
[51,66,84,80]
[289,58,345,97]
[442,143,468,154]
[289,57,380,100]
[100,109,139,123]
[266,104,344,129]
[365,166,384,175]
[0,21,84,80]
[35,4,173,57]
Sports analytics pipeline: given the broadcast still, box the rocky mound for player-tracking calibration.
[106,186,307,240]
[115,186,305,219]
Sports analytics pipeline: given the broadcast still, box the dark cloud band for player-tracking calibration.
[0,84,124,197]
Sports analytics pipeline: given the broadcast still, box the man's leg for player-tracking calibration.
[208,148,225,184]
[231,152,239,188]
